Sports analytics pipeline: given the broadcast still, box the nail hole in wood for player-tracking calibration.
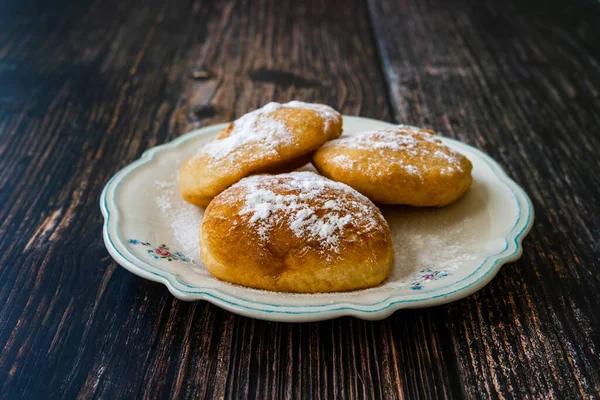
[188,104,218,121]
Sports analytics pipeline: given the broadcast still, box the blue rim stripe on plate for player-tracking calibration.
[100,119,534,316]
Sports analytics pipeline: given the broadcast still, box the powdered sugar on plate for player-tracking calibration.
[196,101,339,165]
[155,172,204,260]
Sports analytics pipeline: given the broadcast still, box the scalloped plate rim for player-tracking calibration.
[100,116,534,322]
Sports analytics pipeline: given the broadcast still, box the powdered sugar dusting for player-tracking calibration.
[329,154,355,170]
[338,129,431,151]
[405,165,419,175]
[323,125,466,175]
[198,102,288,164]
[197,101,339,165]
[284,101,340,131]
[226,171,384,254]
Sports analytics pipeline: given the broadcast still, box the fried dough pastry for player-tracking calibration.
[312,126,473,207]
[180,101,342,206]
[200,172,393,293]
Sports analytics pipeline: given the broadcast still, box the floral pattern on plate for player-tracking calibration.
[410,268,450,290]
[128,239,192,263]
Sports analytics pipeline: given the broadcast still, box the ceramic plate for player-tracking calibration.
[100,116,534,322]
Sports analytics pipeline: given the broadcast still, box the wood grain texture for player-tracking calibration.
[367,0,600,398]
[0,0,598,398]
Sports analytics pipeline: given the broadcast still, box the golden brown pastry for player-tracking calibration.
[180,101,342,206]
[200,172,393,293]
[312,125,473,207]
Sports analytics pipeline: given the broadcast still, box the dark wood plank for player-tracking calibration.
[367,0,600,398]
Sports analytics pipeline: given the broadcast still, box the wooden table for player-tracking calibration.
[1,0,599,398]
